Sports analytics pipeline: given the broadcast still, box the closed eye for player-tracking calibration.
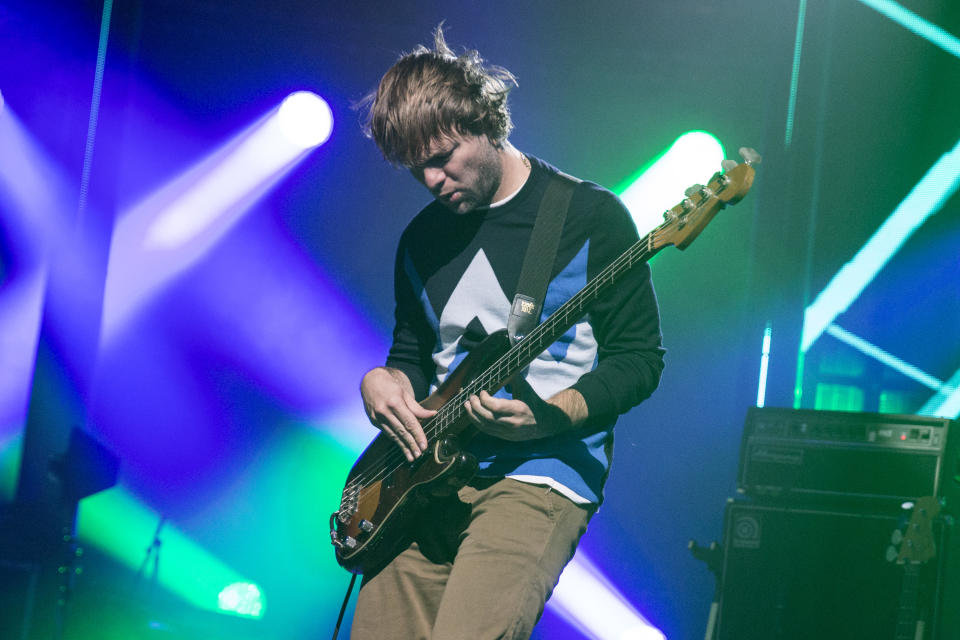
[417,143,457,170]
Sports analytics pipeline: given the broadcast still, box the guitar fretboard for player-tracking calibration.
[894,563,921,640]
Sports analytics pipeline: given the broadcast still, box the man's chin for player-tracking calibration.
[440,198,478,215]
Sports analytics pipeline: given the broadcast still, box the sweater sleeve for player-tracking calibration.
[384,238,436,401]
[570,189,665,425]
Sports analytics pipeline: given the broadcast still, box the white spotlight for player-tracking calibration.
[102,92,332,343]
[277,91,333,149]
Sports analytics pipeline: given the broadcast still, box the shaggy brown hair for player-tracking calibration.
[360,25,517,167]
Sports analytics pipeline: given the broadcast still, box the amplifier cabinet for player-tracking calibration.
[715,501,952,640]
[737,407,959,506]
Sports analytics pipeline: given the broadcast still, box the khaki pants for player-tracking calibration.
[350,477,594,640]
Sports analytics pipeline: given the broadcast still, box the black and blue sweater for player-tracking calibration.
[385,155,665,504]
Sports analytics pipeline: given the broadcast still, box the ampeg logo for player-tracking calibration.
[732,513,762,549]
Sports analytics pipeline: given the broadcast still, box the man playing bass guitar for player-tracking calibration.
[350,26,665,639]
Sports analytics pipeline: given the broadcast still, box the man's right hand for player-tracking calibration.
[360,367,436,462]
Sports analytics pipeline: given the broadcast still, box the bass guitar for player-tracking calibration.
[330,148,760,573]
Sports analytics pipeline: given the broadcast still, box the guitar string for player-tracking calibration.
[339,175,735,502]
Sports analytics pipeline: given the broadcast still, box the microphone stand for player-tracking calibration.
[136,515,166,594]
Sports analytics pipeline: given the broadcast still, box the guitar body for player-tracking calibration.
[332,330,511,574]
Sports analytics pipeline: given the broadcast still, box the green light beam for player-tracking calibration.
[616,131,725,237]
[825,323,944,389]
[919,369,960,418]
[756,324,772,408]
[801,138,960,352]
[785,0,808,147]
[855,0,960,59]
[78,485,252,613]
[0,432,22,502]
[219,582,265,618]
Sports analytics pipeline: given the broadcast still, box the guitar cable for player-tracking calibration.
[330,572,358,640]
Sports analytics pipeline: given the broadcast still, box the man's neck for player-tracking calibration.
[493,141,531,202]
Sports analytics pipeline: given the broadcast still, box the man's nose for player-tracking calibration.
[422,167,445,192]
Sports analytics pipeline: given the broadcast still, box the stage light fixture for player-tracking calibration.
[548,552,665,640]
[616,131,725,237]
[277,90,334,149]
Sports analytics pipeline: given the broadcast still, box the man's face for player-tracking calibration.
[410,132,503,214]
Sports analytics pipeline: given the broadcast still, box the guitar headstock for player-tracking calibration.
[895,496,941,565]
[650,147,759,252]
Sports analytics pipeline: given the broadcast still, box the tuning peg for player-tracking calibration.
[684,184,703,198]
[739,147,762,166]
[885,545,898,562]
[721,159,738,173]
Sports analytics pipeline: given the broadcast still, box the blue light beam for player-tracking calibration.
[0,104,78,496]
[919,368,960,419]
[549,552,665,640]
[801,138,960,352]
[101,92,333,344]
[825,323,944,390]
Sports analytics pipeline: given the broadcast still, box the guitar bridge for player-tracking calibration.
[337,486,359,524]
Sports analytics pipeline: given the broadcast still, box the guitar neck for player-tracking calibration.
[480,234,659,391]
[895,563,921,640]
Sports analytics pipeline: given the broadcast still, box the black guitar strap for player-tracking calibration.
[507,170,580,345]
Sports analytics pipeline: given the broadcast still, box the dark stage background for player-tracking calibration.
[1,1,958,638]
